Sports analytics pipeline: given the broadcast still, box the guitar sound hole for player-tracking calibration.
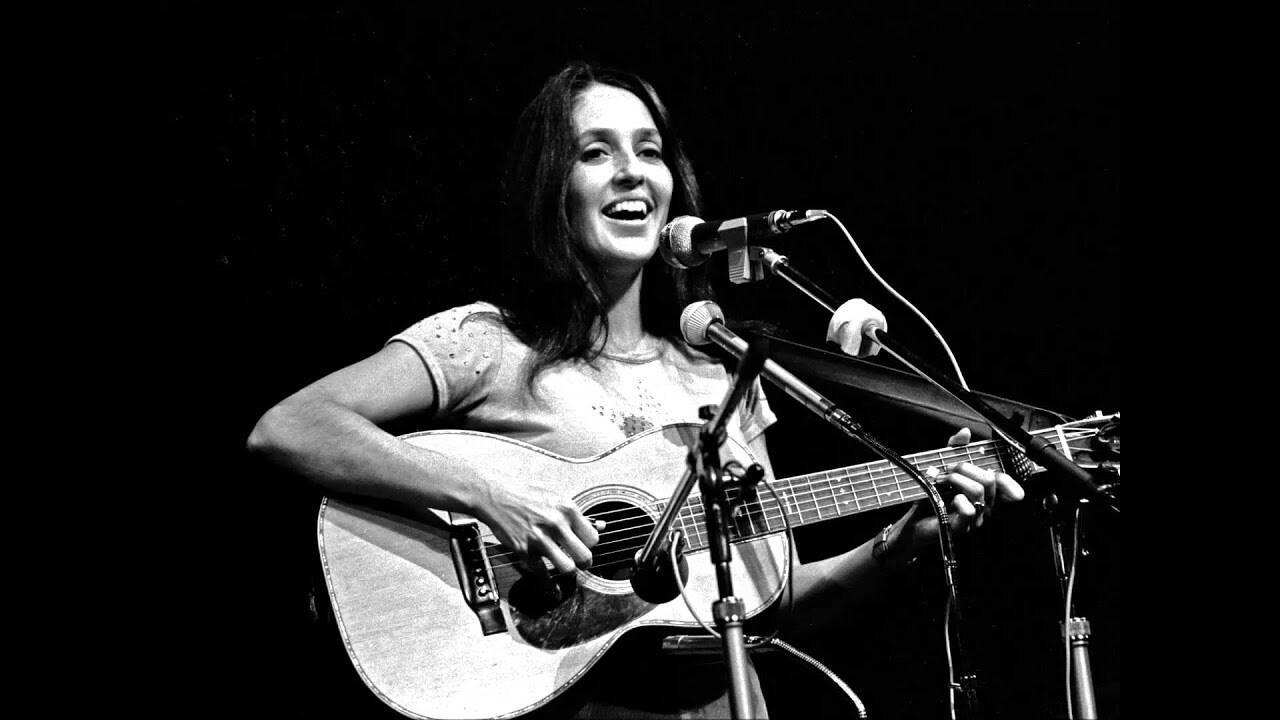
[583,500,654,581]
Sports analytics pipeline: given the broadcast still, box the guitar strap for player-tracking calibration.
[743,330,1070,436]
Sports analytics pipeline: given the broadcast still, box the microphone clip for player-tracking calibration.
[720,222,765,285]
[630,529,689,604]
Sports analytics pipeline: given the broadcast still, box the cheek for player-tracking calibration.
[566,170,594,227]
[567,169,586,207]
[654,167,675,212]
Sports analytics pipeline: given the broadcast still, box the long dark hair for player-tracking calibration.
[496,61,711,380]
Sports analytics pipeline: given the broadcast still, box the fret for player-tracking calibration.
[851,466,890,509]
[675,511,690,547]
[760,493,776,532]
[894,460,917,503]
[815,474,836,520]
[821,472,842,517]
[843,471,864,513]
[825,470,858,515]
[783,487,805,527]
[884,463,908,505]
[867,461,901,507]
[725,491,743,539]
[683,497,704,549]
[966,442,997,474]
[917,449,948,485]
[768,476,798,520]
[783,479,812,525]
[991,443,1014,475]
[736,487,759,538]
[810,474,832,521]
[801,481,824,524]
[776,489,792,527]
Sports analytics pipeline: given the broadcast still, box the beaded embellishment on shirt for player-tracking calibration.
[589,343,668,438]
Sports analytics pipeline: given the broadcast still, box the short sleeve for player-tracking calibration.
[386,303,506,418]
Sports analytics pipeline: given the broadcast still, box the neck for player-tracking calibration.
[598,267,649,351]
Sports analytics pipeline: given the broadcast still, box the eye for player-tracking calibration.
[580,146,609,163]
[638,144,664,161]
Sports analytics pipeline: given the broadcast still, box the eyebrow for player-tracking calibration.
[576,127,662,144]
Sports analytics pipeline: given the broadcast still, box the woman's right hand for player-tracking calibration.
[473,478,602,576]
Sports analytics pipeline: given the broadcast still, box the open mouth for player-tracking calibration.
[601,199,651,222]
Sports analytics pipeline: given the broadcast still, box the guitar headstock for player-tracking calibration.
[1074,412,1120,497]
[1006,412,1120,485]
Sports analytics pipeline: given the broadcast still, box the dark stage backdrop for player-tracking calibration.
[169,5,1119,719]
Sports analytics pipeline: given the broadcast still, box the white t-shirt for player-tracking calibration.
[389,302,776,458]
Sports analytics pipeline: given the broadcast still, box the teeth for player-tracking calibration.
[604,200,648,218]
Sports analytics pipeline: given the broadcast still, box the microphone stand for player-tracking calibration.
[1047,496,1099,719]
[696,337,770,719]
[632,337,771,719]
[1048,420,1116,719]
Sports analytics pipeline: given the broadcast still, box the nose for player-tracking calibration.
[612,150,644,187]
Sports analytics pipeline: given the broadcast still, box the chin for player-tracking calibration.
[586,233,659,268]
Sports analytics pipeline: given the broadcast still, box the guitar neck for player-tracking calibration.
[670,422,1097,552]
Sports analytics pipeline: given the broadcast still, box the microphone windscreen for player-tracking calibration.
[826,298,887,358]
[679,300,725,345]
[659,215,706,269]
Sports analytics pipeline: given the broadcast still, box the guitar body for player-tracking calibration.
[318,424,789,720]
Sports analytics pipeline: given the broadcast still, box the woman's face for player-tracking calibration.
[568,83,674,276]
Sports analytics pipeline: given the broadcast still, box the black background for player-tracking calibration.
[168,4,1119,718]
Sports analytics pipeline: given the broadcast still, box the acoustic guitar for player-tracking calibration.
[318,413,1118,719]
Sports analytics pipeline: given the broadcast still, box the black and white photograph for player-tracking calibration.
[171,5,1119,718]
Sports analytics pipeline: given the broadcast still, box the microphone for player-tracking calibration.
[680,301,859,432]
[659,210,826,269]
[825,298,887,358]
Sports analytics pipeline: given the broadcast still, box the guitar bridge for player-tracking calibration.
[449,521,507,636]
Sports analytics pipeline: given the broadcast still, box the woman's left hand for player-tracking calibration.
[895,427,1027,553]
[941,426,1025,529]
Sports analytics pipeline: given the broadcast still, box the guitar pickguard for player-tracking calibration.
[508,577,654,649]
[499,485,677,649]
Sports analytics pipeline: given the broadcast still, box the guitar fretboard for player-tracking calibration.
[667,424,1096,552]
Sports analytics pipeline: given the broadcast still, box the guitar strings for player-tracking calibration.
[477,432,1096,569]
[476,432,1089,543]
[477,442,1078,570]
[479,460,1015,571]
[502,429,1094,532]
[476,430,1097,571]
[478,487,934,572]
[482,448,1059,570]
[477,467,935,557]
[479,438,1018,531]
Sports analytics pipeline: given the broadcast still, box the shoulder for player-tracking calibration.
[387,302,527,411]
[388,301,522,375]
[396,301,511,342]
[428,301,506,330]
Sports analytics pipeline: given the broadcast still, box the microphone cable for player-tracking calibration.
[811,210,976,719]
[816,210,972,392]
[1064,504,1083,720]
